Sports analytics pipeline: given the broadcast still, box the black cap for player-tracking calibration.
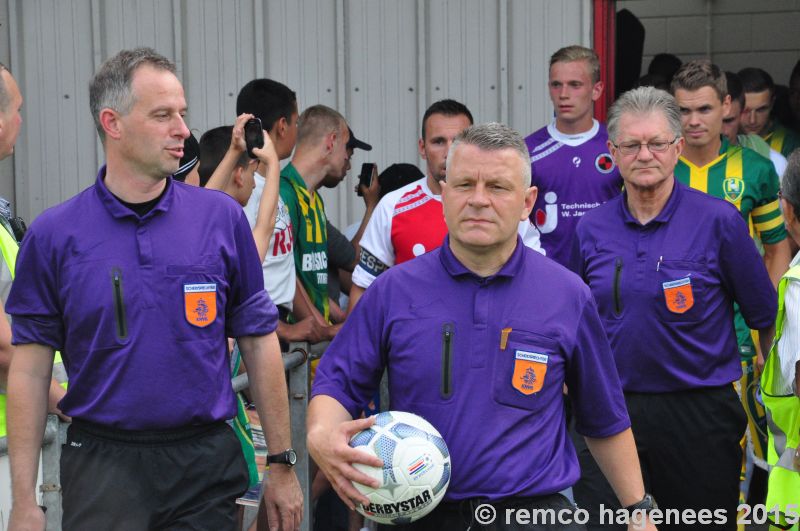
[346,127,372,151]
[378,163,424,198]
[173,133,200,182]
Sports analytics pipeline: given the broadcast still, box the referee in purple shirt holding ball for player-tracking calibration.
[308,122,657,531]
[570,86,777,531]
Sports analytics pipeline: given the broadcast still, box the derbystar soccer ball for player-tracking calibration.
[349,411,451,525]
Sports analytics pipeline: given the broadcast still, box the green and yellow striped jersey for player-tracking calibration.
[676,137,786,359]
[762,122,800,159]
[279,163,330,323]
[675,137,786,245]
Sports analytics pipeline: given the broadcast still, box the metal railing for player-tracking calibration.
[1,341,325,531]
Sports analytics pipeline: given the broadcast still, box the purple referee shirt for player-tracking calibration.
[6,168,277,430]
[312,236,630,501]
[570,180,776,392]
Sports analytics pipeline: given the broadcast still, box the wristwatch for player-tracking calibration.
[266,448,298,467]
[625,493,657,514]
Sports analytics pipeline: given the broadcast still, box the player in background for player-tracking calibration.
[525,45,622,266]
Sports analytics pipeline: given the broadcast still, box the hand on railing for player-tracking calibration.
[263,465,303,531]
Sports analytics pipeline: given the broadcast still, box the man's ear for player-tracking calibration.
[100,108,123,140]
[325,131,336,155]
[275,116,288,138]
[522,185,538,220]
[232,166,244,188]
[591,81,604,102]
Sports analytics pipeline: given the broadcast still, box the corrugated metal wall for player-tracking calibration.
[4,0,591,227]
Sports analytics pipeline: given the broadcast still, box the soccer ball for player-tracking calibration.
[349,411,451,525]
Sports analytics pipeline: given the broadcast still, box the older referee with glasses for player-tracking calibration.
[569,86,777,531]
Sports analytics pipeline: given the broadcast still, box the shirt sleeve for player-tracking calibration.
[752,161,787,245]
[565,296,631,438]
[311,276,387,418]
[719,207,777,331]
[567,219,590,280]
[279,178,302,267]
[225,210,278,338]
[326,221,356,270]
[352,195,396,289]
[6,225,65,350]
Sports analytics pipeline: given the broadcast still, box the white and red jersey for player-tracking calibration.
[352,177,543,289]
[244,172,296,308]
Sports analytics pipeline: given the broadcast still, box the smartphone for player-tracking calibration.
[244,118,264,158]
[358,163,376,196]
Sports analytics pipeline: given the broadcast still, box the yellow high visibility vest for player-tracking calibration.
[0,222,18,438]
[761,265,800,530]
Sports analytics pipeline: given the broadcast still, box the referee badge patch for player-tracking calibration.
[662,277,694,314]
[512,350,548,395]
[722,177,745,203]
[184,283,217,327]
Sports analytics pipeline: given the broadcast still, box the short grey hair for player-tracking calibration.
[0,63,10,113]
[782,149,800,216]
[607,86,683,143]
[89,47,176,140]
[446,123,531,187]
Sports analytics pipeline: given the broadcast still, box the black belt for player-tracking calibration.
[439,492,570,525]
[71,418,226,445]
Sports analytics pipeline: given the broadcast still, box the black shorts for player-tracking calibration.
[61,420,249,531]
[571,385,747,531]
[382,492,585,531]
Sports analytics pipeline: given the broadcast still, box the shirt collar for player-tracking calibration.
[620,178,683,226]
[281,163,306,190]
[546,119,600,147]
[791,250,800,268]
[719,135,730,155]
[420,177,440,201]
[95,165,174,220]
[439,234,526,280]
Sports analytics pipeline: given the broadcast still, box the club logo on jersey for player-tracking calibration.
[662,277,694,314]
[534,191,558,234]
[595,153,615,174]
[184,283,217,327]
[512,350,548,395]
[722,178,745,203]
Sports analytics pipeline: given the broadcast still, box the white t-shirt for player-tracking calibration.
[768,148,788,178]
[352,177,544,289]
[777,252,800,395]
[243,172,296,309]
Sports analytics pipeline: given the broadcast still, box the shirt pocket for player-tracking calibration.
[654,259,710,323]
[388,308,455,405]
[492,330,563,412]
[61,258,132,351]
[164,262,226,342]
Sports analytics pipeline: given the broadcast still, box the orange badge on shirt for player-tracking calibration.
[184,283,217,327]
[662,277,694,314]
[512,350,548,395]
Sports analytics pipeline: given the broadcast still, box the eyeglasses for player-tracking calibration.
[611,138,678,156]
